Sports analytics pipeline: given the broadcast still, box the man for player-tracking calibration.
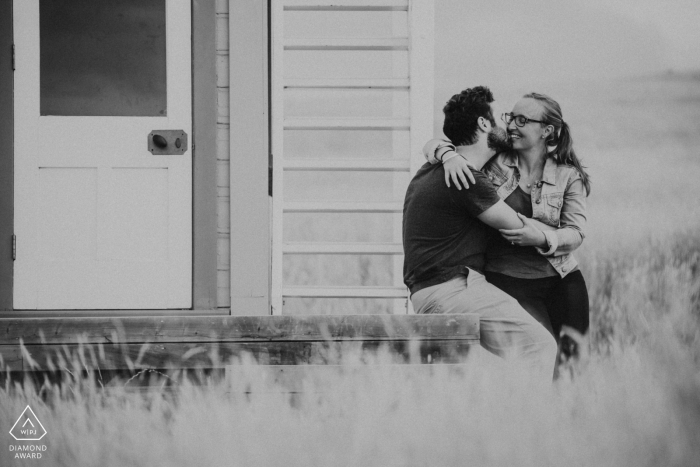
[402,86,557,377]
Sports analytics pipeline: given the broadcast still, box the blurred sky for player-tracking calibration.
[433,0,700,104]
[430,0,700,243]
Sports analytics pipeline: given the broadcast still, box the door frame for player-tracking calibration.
[0,0,271,314]
[0,0,13,311]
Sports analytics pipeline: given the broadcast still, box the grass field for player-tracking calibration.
[2,74,700,466]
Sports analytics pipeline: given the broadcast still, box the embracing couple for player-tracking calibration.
[402,86,590,381]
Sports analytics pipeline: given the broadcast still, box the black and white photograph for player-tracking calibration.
[1,0,699,465]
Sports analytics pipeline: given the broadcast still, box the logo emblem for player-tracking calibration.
[9,406,47,441]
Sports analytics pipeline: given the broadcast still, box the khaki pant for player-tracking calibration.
[411,271,557,379]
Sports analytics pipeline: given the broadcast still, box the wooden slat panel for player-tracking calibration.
[284,117,410,130]
[284,158,410,171]
[284,201,403,213]
[269,0,435,316]
[284,242,403,254]
[409,0,435,173]
[284,78,409,89]
[390,6,410,315]
[283,286,407,298]
[14,339,476,370]
[0,315,480,344]
[283,0,409,11]
[285,37,408,50]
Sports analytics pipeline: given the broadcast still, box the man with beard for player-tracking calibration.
[403,86,557,378]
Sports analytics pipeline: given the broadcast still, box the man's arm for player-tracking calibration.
[529,218,556,231]
[477,200,525,230]
[456,170,547,248]
[478,201,548,248]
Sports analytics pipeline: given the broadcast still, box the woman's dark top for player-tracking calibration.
[485,185,559,279]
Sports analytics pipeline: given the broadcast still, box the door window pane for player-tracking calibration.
[40,0,166,116]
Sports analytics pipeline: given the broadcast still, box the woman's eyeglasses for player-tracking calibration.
[501,112,546,127]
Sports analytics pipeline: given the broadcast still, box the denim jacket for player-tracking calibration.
[424,140,587,278]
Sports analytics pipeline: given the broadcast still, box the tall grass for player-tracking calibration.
[3,75,700,465]
[2,231,699,466]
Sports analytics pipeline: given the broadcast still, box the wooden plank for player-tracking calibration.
[283,0,409,11]
[284,242,403,254]
[0,309,230,318]
[284,201,403,213]
[229,0,270,315]
[216,13,228,50]
[0,0,12,310]
[284,117,410,131]
[0,345,22,371]
[283,286,408,298]
[284,37,408,50]
[284,78,410,89]
[283,158,410,171]
[12,339,476,370]
[0,315,479,345]
[192,0,219,310]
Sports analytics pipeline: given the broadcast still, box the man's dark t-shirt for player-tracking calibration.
[403,162,501,294]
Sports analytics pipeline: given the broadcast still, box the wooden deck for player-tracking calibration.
[0,314,480,372]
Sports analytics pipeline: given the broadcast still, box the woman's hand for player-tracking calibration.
[499,213,548,247]
[443,154,476,190]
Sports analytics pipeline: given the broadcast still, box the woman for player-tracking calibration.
[424,93,590,360]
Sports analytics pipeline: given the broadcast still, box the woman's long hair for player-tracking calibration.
[523,92,591,196]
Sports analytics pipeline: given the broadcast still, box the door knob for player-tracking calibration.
[152,134,168,148]
[148,130,188,155]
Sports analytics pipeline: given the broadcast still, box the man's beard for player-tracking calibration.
[487,127,512,153]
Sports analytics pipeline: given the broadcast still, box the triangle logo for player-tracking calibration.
[9,406,47,441]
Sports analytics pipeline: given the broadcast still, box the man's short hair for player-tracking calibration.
[442,86,496,146]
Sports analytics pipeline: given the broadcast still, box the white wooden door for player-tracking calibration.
[13,0,192,310]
